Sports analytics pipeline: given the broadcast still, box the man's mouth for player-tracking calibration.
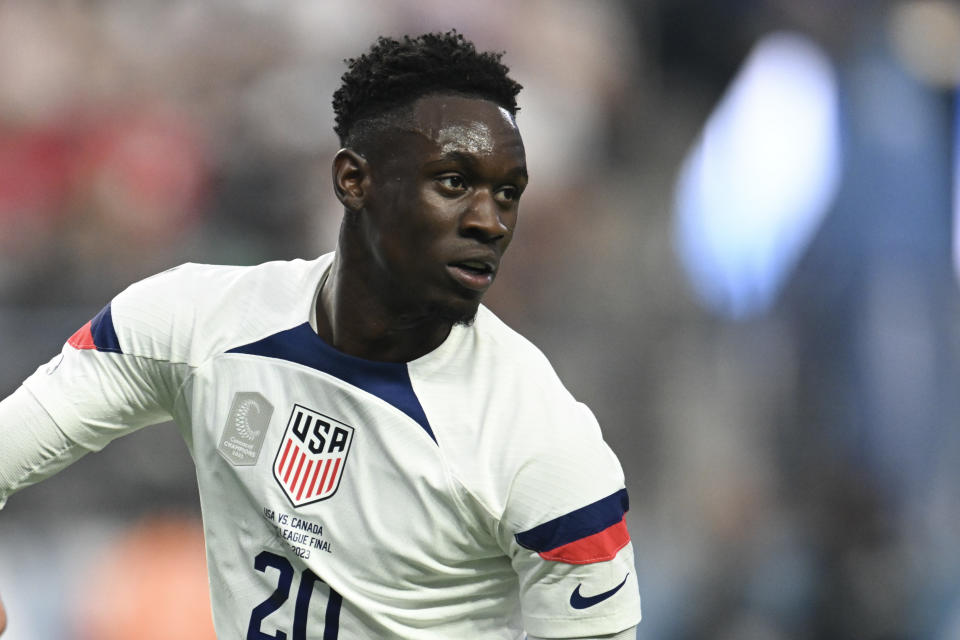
[454,260,493,275]
[447,260,496,292]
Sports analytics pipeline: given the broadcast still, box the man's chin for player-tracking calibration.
[394,298,480,329]
[453,313,477,328]
[435,300,480,328]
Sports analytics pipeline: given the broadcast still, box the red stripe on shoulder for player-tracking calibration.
[538,517,631,565]
[67,321,96,350]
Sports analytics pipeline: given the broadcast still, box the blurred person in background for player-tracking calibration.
[0,31,640,639]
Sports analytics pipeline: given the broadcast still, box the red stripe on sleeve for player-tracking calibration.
[67,321,96,350]
[538,517,631,565]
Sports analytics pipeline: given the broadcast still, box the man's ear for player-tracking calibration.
[332,148,370,212]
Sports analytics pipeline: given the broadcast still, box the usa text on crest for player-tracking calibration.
[273,404,354,507]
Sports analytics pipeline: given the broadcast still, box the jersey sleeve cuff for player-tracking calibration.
[522,607,642,639]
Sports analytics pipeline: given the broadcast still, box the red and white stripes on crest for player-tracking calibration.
[276,437,344,502]
[272,404,354,506]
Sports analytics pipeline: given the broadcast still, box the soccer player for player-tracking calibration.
[0,32,641,639]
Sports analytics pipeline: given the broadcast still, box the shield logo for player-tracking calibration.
[273,405,355,507]
[218,392,273,466]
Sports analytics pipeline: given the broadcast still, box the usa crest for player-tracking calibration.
[273,405,355,507]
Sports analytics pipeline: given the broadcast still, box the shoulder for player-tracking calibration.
[412,306,621,521]
[109,256,329,365]
[413,305,576,426]
[470,306,568,393]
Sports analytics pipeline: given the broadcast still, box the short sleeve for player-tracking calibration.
[499,403,642,638]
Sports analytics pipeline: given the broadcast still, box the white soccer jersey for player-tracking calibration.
[21,254,641,639]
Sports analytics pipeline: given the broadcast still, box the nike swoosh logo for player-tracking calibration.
[569,573,630,609]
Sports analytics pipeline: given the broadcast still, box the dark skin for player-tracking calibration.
[317,94,528,362]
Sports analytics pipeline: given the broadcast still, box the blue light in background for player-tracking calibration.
[673,32,842,319]
[953,88,960,284]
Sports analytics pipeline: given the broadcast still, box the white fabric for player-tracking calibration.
[527,625,637,640]
[9,254,642,638]
[0,385,90,509]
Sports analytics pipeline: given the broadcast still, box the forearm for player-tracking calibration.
[0,385,91,509]
[527,626,637,640]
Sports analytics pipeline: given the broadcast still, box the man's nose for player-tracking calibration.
[460,191,509,241]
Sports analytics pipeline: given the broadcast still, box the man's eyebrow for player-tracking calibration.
[426,151,477,166]
[507,166,529,180]
[426,153,529,179]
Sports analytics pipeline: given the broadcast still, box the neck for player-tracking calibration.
[315,252,454,363]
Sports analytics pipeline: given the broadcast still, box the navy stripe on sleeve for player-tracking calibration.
[90,303,123,353]
[515,488,629,552]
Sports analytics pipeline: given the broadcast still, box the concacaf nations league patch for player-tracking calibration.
[218,392,273,466]
[273,404,355,507]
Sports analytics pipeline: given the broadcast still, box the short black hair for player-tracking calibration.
[332,31,522,147]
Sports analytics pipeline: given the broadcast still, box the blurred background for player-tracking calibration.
[1,0,959,638]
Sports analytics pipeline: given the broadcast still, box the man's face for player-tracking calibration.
[359,94,528,325]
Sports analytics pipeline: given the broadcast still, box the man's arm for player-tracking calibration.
[527,627,637,640]
[0,385,92,637]
[1,298,187,507]
[0,385,93,507]
[498,392,642,638]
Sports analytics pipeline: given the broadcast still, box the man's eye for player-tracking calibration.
[437,175,467,191]
[495,186,519,203]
